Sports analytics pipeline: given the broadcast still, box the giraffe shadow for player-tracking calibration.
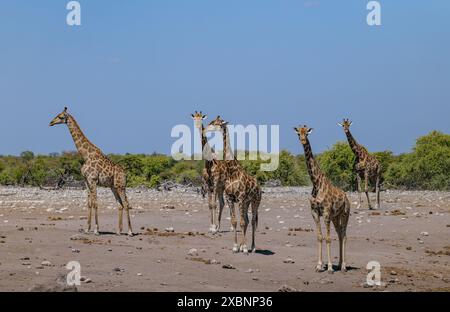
[97,231,117,235]
[254,249,275,256]
[328,264,360,272]
[96,231,142,237]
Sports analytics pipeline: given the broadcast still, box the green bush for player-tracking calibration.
[318,142,356,191]
[1,130,449,191]
[384,131,450,190]
[240,150,308,186]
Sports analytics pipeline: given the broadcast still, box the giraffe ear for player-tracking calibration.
[349,121,353,126]
[191,114,195,118]
[307,128,314,134]
[337,122,343,127]
[64,107,68,112]
[202,115,207,120]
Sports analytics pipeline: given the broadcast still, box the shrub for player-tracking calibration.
[318,142,355,191]
[384,131,450,190]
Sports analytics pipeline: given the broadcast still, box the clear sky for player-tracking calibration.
[0,0,449,156]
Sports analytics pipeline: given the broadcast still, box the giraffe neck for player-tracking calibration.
[198,124,213,168]
[345,130,363,159]
[222,126,237,162]
[66,115,96,160]
[301,137,322,186]
[199,124,208,150]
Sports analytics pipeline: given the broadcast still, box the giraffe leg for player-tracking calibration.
[208,192,215,233]
[93,189,99,236]
[311,206,323,272]
[86,191,92,234]
[112,188,124,235]
[356,175,362,209]
[364,171,372,210]
[217,190,225,233]
[324,215,333,274]
[375,174,381,210]
[333,218,343,270]
[239,202,250,254]
[341,227,348,272]
[340,200,350,272]
[85,179,98,235]
[338,229,343,270]
[228,199,239,253]
[229,201,235,232]
[117,188,133,236]
[250,197,260,253]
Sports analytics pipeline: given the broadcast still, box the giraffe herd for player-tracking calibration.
[49,108,382,273]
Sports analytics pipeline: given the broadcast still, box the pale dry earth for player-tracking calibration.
[0,186,449,292]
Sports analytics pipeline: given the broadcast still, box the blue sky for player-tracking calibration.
[0,0,449,156]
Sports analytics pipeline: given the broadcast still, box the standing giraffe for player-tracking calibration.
[294,125,350,272]
[191,111,225,233]
[49,107,133,236]
[338,118,382,210]
[206,116,261,254]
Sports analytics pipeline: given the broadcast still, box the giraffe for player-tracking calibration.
[191,111,225,233]
[294,125,350,273]
[49,107,133,236]
[338,118,382,210]
[206,116,261,254]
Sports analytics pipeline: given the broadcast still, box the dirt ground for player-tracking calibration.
[0,186,449,292]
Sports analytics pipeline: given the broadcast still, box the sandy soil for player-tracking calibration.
[0,186,449,292]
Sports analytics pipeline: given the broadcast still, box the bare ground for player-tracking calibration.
[0,186,449,292]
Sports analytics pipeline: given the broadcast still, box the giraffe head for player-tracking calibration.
[338,118,353,133]
[191,111,207,129]
[206,115,228,133]
[49,107,69,126]
[294,125,313,145]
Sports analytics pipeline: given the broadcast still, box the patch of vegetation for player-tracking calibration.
[0,131,448,190]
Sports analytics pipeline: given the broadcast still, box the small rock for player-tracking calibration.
[222,264,235,270]
[187,248,198,256]
[41,260,52,267]
[319,278,333,285]
[278,285,299,292]
[390,270,397,276]
[433,273,443,279]
[165,227,175,233]
[283,258,295,264]
[420,231,429,236]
